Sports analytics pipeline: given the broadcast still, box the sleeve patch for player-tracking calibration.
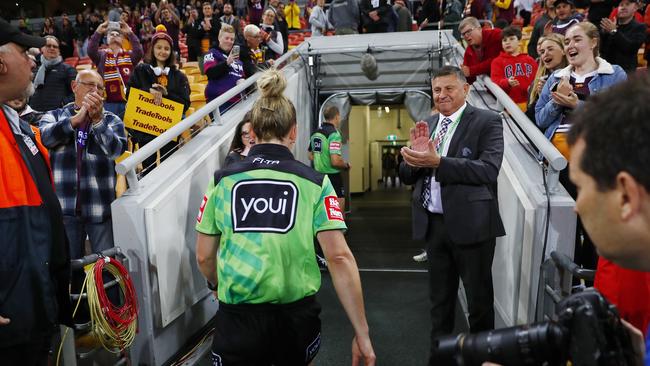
[325,196,344,221]
[329,141,341,150]
[197,195,208,223]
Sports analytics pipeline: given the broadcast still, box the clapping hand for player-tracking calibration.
[400,121,441,168]
[508,76,519,87]
[84,91,105,123]
[0,315,10,326]
[552,76,578,109]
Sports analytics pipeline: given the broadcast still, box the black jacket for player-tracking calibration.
[601,19,647,73]
[398,104,506,244]
[360,0,393,33]
[127,63,191,113]
[29,61,77,112]
[192,17,222,51]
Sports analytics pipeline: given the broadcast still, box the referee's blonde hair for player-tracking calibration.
[250,68,296,141]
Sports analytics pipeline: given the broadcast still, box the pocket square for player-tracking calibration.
[462,147,472,157]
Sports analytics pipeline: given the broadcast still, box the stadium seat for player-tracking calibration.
[190,83,206,94]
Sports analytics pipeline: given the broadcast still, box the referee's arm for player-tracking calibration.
[317,230,376,366]
[196,233,220,288]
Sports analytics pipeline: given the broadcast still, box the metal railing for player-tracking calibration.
[115,46,303,192]
[478,75,567,192]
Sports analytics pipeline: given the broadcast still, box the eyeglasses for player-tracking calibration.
[44,44,59,49]
[77,80,106,92]
[461,27,478,38]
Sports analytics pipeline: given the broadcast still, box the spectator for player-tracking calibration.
[41,17,57,38]
[284,0,301,30]
[360,0,393,33]
[587,0,618,30]
[528,0,556,59]
[600,0,646,73]
[241,24,274,72]
[394,0,413,32]
[490,26,538,112]
[39,68,126,283]
[0,18,72,363]
[6,96,45,126]
[495,0,516,24]
[74,13,89,58]
[459,17,503,84]
[442,0,463,38]
[57,15,75,59]
[203,24,246,113]
[259,9,285,59]
[535,22,626,270]
[140,18,157,55]
[526,33,568,122]
[310,0,332,36]
[550,0,582,36]
[417,0,441,30]
[155,3,181,53]
[88,20,144,119]
[30,36,77,112]
[213,0,225,17]
[127,28,190,171]
[249,0,265,27]
[223,112,255,167]
[305,0,316,19]
[517,0,535,26]
[265,0,282,26]
[328,0,360,35]
[183,8,201,61]
[18,17,30,34]
[463,0,487,23]
[276,2,290,53]
[234,0,247,18]
[194,2,222,55]
[87,12,102,36]
[220,3,243,43]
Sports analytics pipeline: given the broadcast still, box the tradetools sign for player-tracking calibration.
[123,88,184,140]
[232,180,298,233]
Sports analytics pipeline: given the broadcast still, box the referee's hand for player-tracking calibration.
[352,334,376,366]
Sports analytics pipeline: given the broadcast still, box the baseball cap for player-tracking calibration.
[0,17,46,48]
[553,0,575,6]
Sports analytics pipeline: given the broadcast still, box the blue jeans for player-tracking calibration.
[104,101,126,121]
[63,216,114,260]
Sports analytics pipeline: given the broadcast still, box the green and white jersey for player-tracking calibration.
[309,122,342,174]
[196,143,347,305]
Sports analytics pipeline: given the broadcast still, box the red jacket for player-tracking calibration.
[595,257,650,337]
[463,28,503,84]
[490,51,538,104]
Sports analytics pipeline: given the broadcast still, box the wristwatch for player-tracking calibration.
[206,280,217,291]
[611,29,617,35]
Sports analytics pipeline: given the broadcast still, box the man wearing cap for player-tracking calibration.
[88,20,143,119]
[600,0,647,73]
[550,0,583,35]
[0,17,72,363]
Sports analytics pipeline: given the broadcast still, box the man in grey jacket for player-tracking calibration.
[328,0,360,35]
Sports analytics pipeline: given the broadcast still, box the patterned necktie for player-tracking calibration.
[421,117,453,209]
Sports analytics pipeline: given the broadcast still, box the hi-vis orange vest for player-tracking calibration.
[0,108,52,209]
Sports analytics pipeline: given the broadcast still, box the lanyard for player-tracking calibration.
[430,109,464,154]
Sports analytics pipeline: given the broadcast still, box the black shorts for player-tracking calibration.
[211,296,321,366]
[327,173,345,198]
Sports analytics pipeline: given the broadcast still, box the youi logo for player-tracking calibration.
[232,180,298,233]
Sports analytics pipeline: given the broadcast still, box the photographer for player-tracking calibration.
[480,75,650,366]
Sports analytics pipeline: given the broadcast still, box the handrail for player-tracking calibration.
[115,45,304,190]
[478,75,567,192]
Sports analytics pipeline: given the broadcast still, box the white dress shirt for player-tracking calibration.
[427,102,467,213]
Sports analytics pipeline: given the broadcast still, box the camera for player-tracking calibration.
[431,289,636,366]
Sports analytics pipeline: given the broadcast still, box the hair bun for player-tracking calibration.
[256,69,286,99]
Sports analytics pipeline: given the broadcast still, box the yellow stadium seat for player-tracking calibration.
[182,61,199,69]
[184,67,200,75]
[185,75,195,84]
[194,74,208,83]
[190,83,206,94]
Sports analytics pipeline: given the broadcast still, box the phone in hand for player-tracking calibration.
[109,21,120,30]
[231,45,240,58]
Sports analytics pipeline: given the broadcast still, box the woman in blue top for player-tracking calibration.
[535,22,627,144]
[203,24,246,113]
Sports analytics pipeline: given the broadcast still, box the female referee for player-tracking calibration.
[194,68,376,366]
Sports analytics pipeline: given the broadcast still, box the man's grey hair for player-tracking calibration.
[432,66,467,84]
[459,17,480,31]
[244,24,260,37]
[75,69,103,82]
[43,35,60,46]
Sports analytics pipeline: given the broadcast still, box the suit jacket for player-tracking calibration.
[399,104,506,245]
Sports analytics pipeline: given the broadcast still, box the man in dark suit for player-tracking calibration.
[399,66,505,364]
